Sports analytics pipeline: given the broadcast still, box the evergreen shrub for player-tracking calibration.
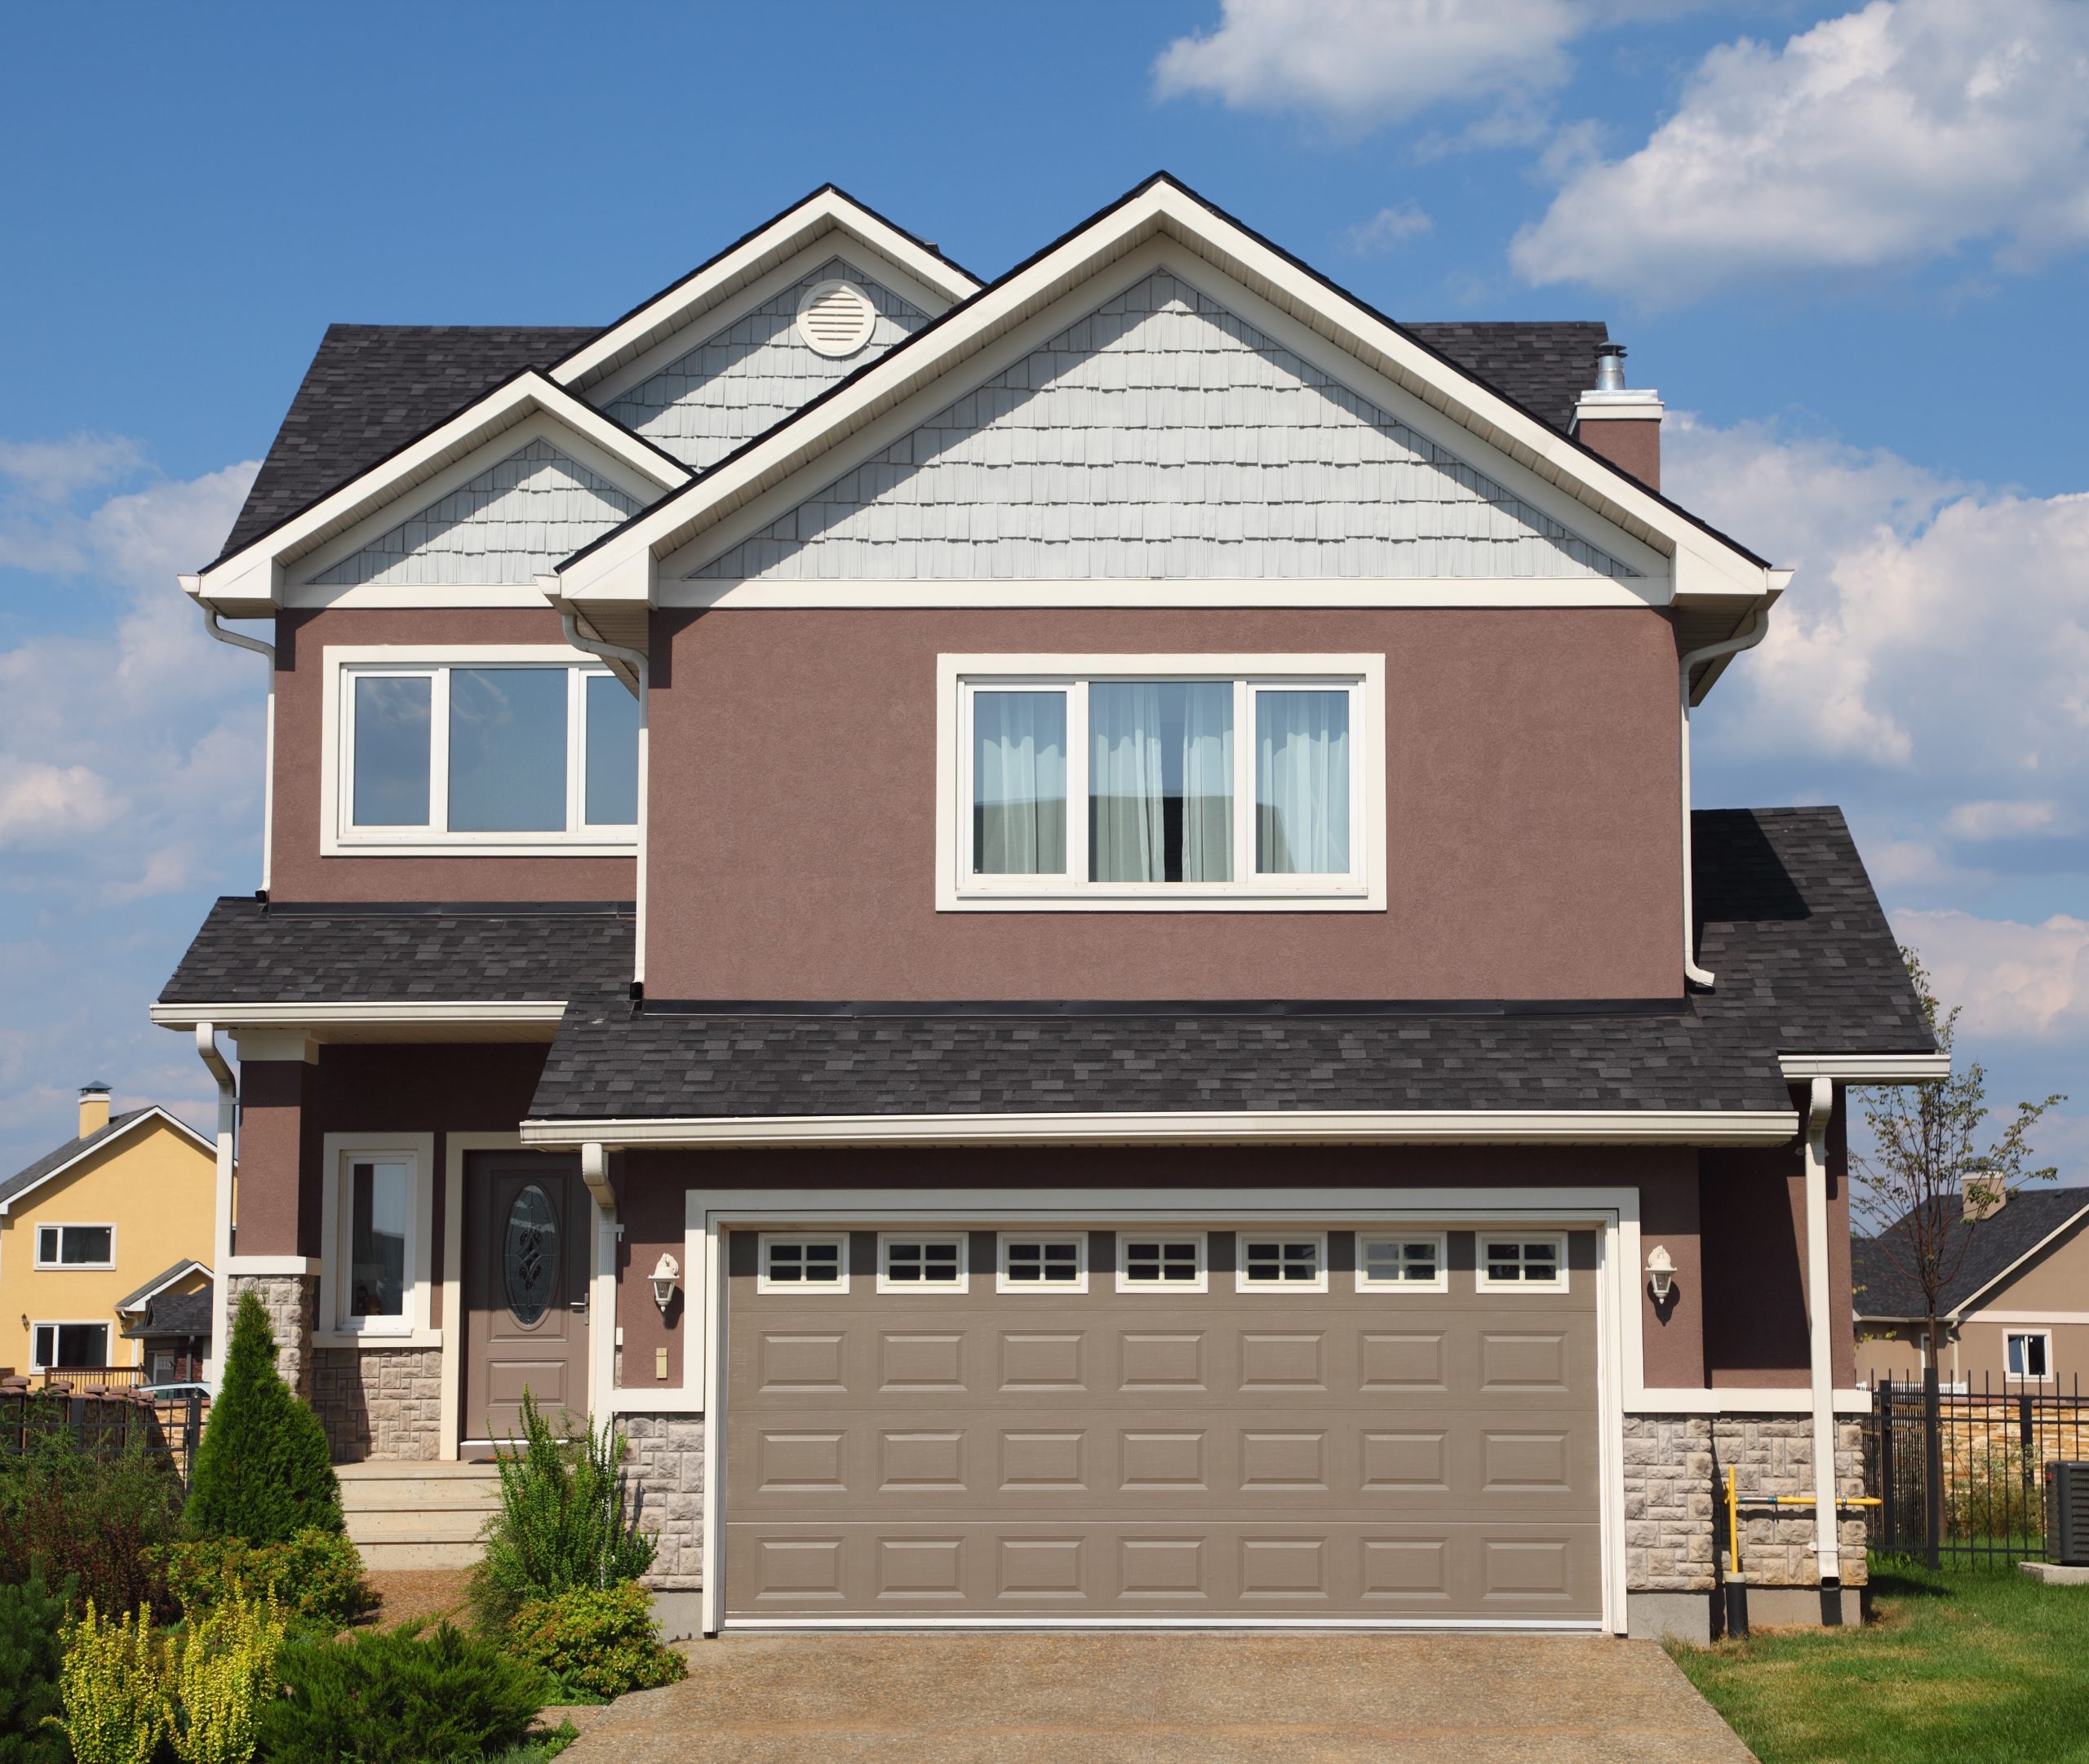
[0,1569,69,1764]
[184,1294,340,1545]
[505,1582,684,1702]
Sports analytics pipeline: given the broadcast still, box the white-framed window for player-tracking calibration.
[322,646,639,856]
[996,1234,1089,1293]
[33,1224,116,1270]
[758,1234,849,1294]
[937,654,1385,911]
[318,1134,437,1343]
[1477,1234,1568,1292]
[30,1323,109,1370]
[1237,1234,1329,1293]
[1115,1233,1209,1294]
[2006,1330,2052,1382]
[1356,1234,1448,1293]
[876,1234,969,1293]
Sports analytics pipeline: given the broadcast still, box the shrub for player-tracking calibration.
[54,1602,165,1764]
[0,1568,70,1764]
[0,1434,181,1623]
[505,1582,685,1702]
[257,1621,543,1764]
[184,1293,341,1546]
[166,1592,282,1764]
[469,1394,654,1632]
[157,1527,370,1629]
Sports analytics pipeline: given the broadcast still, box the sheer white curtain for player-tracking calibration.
[1179,685,1232,881]
[1091,682,1232,882]
[973,691,1066,874]
[1257,689,1350,874]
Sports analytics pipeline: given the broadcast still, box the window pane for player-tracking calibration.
[37,1227,56,1263]
[584,674,640,826]
[766,1241,842,1284]
[33,1326,53,1367]
[348,1160,410,1319]
[974,691,1066,875]
[352,676,432,825]
[885,1241,960,1283]
[1006,1240,1080,1283]
[56,1323,107,1367]
[2031,1336,2049,1376]
[60,1226,112,1264]
[1256,689,1350,874]
[1090,682,1232,882]
[1124,1239,1200,1283]
[449,667,567,831]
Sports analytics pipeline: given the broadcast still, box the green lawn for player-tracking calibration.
[1670,1561,2089,1764]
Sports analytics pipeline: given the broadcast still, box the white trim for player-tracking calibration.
[1778,1053,1949,1083]
[796,277,878,359]
[29,1319,113,1372]
[0,1106,215,1215]
[153,1000,569,1030]
[1114,1230,1209,1296]
[440,1132,521,1460]
[115,1258,212,1316]
[1475,1232,1569,1293]
[32,1222,118,1271]
[734,1617,1602,1633]
[1971,1310,2089,1327]
[756,1232,851,1295]
[2003,1328,2055,1383]
[1946,1199,2089,1318]
[227,1030,319,1065]
[318,1133,438,1345]
[522,1108,1798,1150]
[1354,1232,1449,1295]
[937,654,1385,912]
[225,1255,320,1278]
[1235,1231,1329,1294]
[875,1231,970,1295]
[660,577,1662,613]
[1632,1389,1872,1415]
[994,1231,1089,1295]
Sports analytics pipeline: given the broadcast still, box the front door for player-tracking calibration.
[463,1152,588,1448]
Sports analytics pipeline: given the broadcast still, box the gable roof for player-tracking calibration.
[124,1282,214,1341]
[1854,1188,2089,1319]
[115,1258,211,1315]
[0,1106,215,1215]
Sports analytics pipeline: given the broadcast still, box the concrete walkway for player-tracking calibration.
[561,1632,1756,1763]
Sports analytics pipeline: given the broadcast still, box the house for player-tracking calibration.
[0,1083,220,1378]
[1854,1186,2089,1391]
[154,175,1940,1643]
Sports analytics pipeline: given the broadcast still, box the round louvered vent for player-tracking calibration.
[796,279,877,358]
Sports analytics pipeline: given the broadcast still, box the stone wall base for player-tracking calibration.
[623,1413,704,1592]
[311,1346,441,1461]
[226,1273,318,1399]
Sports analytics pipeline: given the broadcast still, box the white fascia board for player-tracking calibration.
[1778,1053,1951,1083]
[519,1107,1798,1150]
[1631,1388,1871,1416]
[550,188,979,396]
[0,1107,215,1216]
[149,1000,569,1029]
[192,374,690,613]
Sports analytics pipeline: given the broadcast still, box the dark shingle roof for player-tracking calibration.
[127,1284,215,1341]
[0,1109,156,1208]
[1404,322,1608,433]
[1854,1189,2089,1318]
[114,1259,211,1314]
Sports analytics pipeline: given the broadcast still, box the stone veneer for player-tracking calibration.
[622,1414,704,1591]
[1624,1413,1869,1592]
[311,1346,441,1461]
[226,1273,318,1399]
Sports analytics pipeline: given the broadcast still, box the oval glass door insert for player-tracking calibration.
[504,1184,559,1326]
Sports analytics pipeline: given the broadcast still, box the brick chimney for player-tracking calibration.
[1962,1172,2008,1222]
[78,1081,111,1138]
[1572,342,1663,490]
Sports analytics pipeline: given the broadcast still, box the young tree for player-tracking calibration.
[184,1293,342,1545]
[1851,948,2065,1376]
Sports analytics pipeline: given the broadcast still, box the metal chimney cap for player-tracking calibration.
[1594,342,1628,392]
[78,1080,112,1097]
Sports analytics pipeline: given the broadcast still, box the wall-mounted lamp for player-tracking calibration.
[1646,1244,1676,1303]
[649,1253,681,1313]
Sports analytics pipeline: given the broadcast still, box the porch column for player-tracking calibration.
[225,1031,321,1398]
[1802,1076,1840,1585]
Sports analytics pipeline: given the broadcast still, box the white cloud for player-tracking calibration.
[1893,908,2089,1042]
[1345,202,1435,253]
[1512,0,2089,300]
[0,435,150,503]
[0,764,124,849]
[1943,800,2065,840]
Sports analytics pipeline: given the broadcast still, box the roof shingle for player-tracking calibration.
[1854,1189,2089,1318]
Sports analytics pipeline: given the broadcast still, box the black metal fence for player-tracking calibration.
[1864,1375,2089,1566]
[0,1380,209,1485]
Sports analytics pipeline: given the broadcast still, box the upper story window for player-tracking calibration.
[325,649,638,856]
[938,655,1383,911]
[36,1225,115,1269]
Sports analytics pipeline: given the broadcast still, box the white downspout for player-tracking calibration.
[581,1141,621,1431]
[1802,1075,1841,1589]
[1677,607,1770,988]
[558,607,649,991]
[193,1024,237,1393]
[193,600,277,898]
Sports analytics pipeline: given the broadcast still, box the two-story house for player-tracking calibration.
[156,176,1939,1643]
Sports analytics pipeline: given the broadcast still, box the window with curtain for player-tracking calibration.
[973,690,1066,875]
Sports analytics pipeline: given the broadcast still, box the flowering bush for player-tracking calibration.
[505,1582,684,1702]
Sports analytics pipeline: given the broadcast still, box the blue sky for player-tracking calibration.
[2,0,2082,1177]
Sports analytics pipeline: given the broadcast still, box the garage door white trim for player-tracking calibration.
[682,1186,1639,1638]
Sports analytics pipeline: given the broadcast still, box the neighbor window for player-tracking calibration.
[336,658,638,848]
[30,1323,108,1369]
[1479,1236,1567,1291]
[2006,1332,2051,1381]
[1358,1234,1447,1292]
[878,1235,967,1292]
[948,659,1377,906]
[35,1225,114,1268]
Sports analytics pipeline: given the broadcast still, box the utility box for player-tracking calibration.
[2045,1462,2089,1566]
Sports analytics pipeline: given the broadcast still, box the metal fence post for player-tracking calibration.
[1923,1364,1943,1571]
[1878,1381,1897,1552]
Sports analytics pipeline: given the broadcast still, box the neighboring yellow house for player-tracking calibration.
[0,1082,221,1379]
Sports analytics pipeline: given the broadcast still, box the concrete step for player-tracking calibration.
[346,1507,492,1545]
[340,1480,503,1513]
[358,1540,486,1571]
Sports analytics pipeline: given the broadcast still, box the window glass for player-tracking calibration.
[884,1239,962,1284]
[33,1323,108,1368]
[2008,1333,2049,1378]
[1244,1239,1320,1283]
[348,1160,410,1319]
[448,668,567,831]
[765,1240,843,1284]
[974,691,1067,875]
[1123,1239,1201,1283]
[1089,682,1233,883]
[36,1227,56,1263]
[1485,1239,1562,1284]
[1363,1239,1439,1284]
[1256,689,1349,874]
[59,1226,111,1265]
[352,676,432,825]
[1005,1239,1081,1283]
[584,674,641,826]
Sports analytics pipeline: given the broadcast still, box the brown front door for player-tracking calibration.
[463,1152,588,1447]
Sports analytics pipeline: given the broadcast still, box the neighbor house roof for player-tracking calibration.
[122,1283,214,1341]
[0,1106,214,1214]
[1853,1189,2089,1319]
[114,1258,212,1315]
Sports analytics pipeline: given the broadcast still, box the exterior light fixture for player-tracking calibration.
[1646,1244,1676,1303]
[649,1252,681,1313]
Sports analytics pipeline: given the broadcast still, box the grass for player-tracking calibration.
[1670,1559,2089,1763]
[485,1724,579,1762]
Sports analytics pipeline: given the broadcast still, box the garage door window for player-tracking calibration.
[1357,1234,1448,1292]
[998,1235,1088,1292]
[1238,1234,1328,1292]
[1479,1235,1568,1292]
[1117,1234,1208,1293]
[878,1235,969,1293]
[758,1235,849,1293]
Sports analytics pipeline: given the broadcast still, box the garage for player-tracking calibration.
[721,1224,1603,1625]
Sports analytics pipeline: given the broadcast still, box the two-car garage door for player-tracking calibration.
[723,1225,1601,1624]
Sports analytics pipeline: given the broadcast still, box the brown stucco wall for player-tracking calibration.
[233,1059,315,1257]
[644,606,1683,1001]
[612,1157,686,1391]
[268,607,636,903]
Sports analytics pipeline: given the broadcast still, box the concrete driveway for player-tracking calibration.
[560,1632,1755,1763]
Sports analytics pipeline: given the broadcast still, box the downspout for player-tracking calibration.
[193,1024,237,1393]
[194,601,277,898]
[1677,607,1769,988]
[558,609,649,993]
[1802,1075,1842,1590]
[580,1141,621,1431]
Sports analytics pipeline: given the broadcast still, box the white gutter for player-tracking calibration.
[1802,1075,1841,1586]
[1677,606,1770,988]
[558,605,649,991]
[192,1024,238,1393]
[189,594,277,897]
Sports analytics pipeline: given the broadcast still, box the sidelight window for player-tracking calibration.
[319,1135,435,1343]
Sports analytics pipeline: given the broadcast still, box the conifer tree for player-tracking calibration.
[184,1293,342,1545]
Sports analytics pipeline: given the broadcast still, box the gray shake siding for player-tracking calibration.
[694,270,1635,583]
[308,438,641,587]
[602,257,927,469]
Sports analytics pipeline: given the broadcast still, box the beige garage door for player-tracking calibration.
[723,1226,1602,1624]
